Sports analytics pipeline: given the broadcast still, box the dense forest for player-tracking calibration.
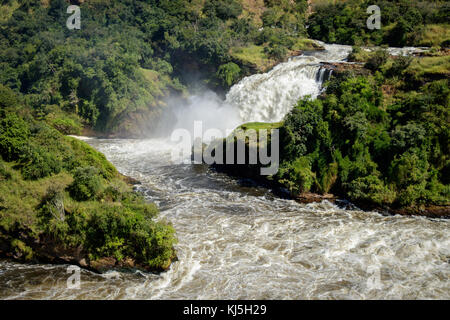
[0,0,449,270]
[277,54,449,212]
[216,47,449,215]
[308,0,449,47]
[0,0,316,136]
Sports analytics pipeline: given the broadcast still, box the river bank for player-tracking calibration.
[3,136,448,299]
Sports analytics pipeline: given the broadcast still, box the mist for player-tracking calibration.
[154,90,242,140]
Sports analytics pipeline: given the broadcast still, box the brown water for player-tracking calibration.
[0,138,448,300]
[0,43,448,300]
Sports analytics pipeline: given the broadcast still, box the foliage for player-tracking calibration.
[364,49,389,72]
[0,0,313,136]
[308,0,449,47]
[274,64,449,208]
[38,188,176,269]
[216,62,241,87]
[69,166,102,201]
[0,90,176,271]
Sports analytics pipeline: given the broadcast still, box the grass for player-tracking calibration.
[231,45,273,71]
[230,40,322,73]
[417,24,450,47]
[292,38,324,51]
[406,55,450,79]
[239,122,283,131]
[0,160,73,233]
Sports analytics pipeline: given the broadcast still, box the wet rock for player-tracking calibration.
[296,193,336,204]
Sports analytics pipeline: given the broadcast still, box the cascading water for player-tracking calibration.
[226,43,352,123]
[1,42,448,300]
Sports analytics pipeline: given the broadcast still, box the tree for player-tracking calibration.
[216,62,241,87]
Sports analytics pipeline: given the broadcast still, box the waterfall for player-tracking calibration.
[316,67,332,83]
[225,42,352,123]
[225,59,323,123]
[166,42,352,138]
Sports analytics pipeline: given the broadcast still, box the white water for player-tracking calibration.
[1,42,448,300]
[226,43,352,123]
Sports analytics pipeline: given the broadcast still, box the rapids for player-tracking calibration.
[0,42,448,300]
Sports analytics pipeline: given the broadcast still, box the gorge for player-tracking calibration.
[1,42,448,299]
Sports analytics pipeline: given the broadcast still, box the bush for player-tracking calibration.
[69,166,102,201]
[278,157,316,195]
[364,50,389,72]
[20,145,62,180]
[387,56,413,78]
[54,200,176,269]
[264,44,288,61]
[0,84,19,109]
[0,112,31,160]
[216,62,241,86]
[47,116,82,135]
[85,205,175,268]
[204,0,242,20]
[348,175,395,205]
[0,160,11,180]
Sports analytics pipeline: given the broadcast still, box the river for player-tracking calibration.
[0,43,448,300]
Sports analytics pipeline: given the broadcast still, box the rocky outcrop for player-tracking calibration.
[296,193,336,204]
[320,61,370,76]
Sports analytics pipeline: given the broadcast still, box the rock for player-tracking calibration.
[296,193,336,204]
[78,258,88,268]
[120,173,141,185]
[90,257,117,273]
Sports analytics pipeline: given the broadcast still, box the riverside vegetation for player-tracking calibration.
[0,85,176,271]
[211,0,450,217]
[0,0,449,271]
[216,48,449,217]
[0,0,318,271]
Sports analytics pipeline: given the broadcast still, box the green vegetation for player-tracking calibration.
[230,45,272,72]
[406,55,450,80]
[308,0,449,47]
[0,0,316,137]
[0,0,448,271]
[0,85,176,271]
[279,51,449,209]
[239,122,283,131]
[217,49,449,212]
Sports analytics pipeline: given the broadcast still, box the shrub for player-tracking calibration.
[347,175,395,205]
[278,156,315,195]
[216,62,241,86]
[69,166,102,201]
[204,0,243,20]
[47,116,82,135]
[0,84,19,109]
[387,56,413,78]
[0,160,11,180]
[364,50,389,72]
[0,113,30,161]
[20,145,62,180]
[264,44,288,60]
[61,201,176,269]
